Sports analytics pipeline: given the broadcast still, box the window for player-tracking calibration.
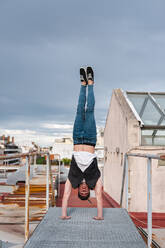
[127,92,165,146]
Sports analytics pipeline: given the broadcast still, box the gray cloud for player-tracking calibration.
[0,0,165,144]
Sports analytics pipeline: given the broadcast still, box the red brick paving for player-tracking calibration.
[56,183,114,208]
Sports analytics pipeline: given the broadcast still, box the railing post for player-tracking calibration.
[125,155,129,211]
[58,157,61,198]
[46,153,50,211]
[120,154,127,207]
[147,157,152,248]
[4,159,6,178]
[34,154,37,166]
[25,155,30,242]
[49,158,55,207]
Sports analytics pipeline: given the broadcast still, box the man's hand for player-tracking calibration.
[60,216,71,220]
[93,216,104,220]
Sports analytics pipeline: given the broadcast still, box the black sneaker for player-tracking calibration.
[86,66,94,82]
[80,68,88,85]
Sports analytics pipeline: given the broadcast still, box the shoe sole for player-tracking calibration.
[86,66,94,81]
[80,67,88,85]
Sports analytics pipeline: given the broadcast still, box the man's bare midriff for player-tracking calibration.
[73,144,95,154]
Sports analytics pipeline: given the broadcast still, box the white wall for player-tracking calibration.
[104,89,141,210]
[128,149,165,212]
[52,143,73,159]
[104,90,137,205]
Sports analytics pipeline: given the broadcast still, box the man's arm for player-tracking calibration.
[94,177,104,220]
[60,179,72,219]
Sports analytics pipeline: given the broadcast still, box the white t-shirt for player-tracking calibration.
[73,151,97,172]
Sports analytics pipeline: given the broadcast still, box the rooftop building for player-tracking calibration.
[104,89,165,214]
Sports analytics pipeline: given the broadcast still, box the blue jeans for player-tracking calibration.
[73,85,97,146]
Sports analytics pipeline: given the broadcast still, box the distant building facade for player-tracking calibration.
[0,135,22,165]
[52,137,73,159]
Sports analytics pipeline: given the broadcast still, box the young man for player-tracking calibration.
[60,66,103,220]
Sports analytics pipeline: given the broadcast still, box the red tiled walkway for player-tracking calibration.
[56,183,114,208]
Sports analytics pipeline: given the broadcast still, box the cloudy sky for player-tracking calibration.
[0,0,165,146]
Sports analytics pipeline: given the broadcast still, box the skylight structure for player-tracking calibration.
[126,92,165,146]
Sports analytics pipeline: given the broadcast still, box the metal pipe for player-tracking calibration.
[152,116,164,137]
[49,157,55,207]
[137,226,161,248]
[25,156,30,242]
[139,96,149,118]
[58,157,61,198]
[0,150,52,243]
[148,93,165,118]
[147,158,152,248]
[126,91,165,95]
[127,153,164,160]
[0,151,47,160]
[121,152,165,247]
[120,154,127,207]
[46,153,50,211]
[4,157,7,177]
[125,155,129,211]
[141,125,165,130]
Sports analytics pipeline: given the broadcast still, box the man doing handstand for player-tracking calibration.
[61,66,103,220]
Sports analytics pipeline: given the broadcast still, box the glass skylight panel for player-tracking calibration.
[127,93,147,115]
[156,129,165,136]
[152,128,165,146]
[151,94,165,112]
[141,99,161,125]
[141,133,152,146]
[153,138,165,146]
[126,92,165,146]
[142,130,153,136]
[126,92,165,125]
[141,129,165,146]
[156,119,165,136]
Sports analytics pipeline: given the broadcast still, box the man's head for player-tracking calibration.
[78,181,90,200]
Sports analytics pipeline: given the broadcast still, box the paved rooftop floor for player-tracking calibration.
[24,207,146,248]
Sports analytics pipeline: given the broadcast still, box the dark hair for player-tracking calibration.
[78,191,90,201]
[78,182,90,201]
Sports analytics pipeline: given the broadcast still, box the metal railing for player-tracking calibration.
[1,148,21,165]
[120,152,165,248]
[54,154,61,198]
[0,151,55,242]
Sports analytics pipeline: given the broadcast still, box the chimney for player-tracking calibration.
[12,137,14,143]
